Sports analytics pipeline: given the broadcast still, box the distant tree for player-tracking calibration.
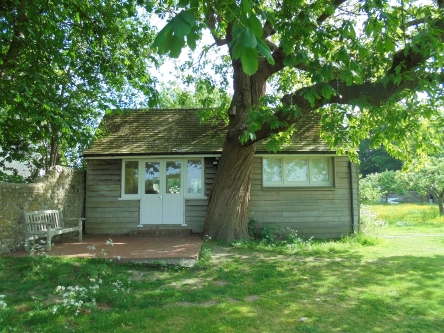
[378,170,410,203]
[155,81,230,110]
[359,173,382,204]
[408,157,444,216]
[359,139,403,177]
[360,171,410,204]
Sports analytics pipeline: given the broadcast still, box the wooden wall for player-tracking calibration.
[86,159,139,234]
[249,156,359,239]
[86,156,359,238]
[86,158,215,234]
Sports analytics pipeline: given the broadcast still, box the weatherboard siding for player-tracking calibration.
[249,156,358,239]
[86,156,359,237]
[86,158,213,234]
[86,159,139,234]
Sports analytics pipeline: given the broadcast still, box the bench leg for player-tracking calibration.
[79,230,82,242]
[47,229,52,252]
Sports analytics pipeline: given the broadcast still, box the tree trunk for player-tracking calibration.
[204,140,257,241]
[204,59,267,242]
[437,197,444,216]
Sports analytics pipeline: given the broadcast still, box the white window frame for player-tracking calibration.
[184,159,205,197]
[120,158,206,199]
[262,156,334,188]
[121,160,142,199]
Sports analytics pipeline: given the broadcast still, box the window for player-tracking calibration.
[123,161,139,195]
[263,156,334,187]
[186,159,203,195]
[121,158,205,199]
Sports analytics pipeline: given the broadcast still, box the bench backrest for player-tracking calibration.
[24,210,62,232]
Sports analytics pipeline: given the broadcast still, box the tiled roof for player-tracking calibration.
[83,109,332,157]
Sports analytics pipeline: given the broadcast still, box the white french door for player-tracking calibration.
[140,160,184,225]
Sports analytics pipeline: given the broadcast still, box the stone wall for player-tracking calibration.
[0,166,85,253]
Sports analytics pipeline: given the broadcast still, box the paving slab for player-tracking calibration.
[4,235,203,267]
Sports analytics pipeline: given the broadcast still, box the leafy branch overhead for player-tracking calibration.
[151,0,444,157]
[149,0,444,241]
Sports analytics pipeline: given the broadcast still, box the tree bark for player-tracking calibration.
[204,140,257,241]
[204,59,267,242]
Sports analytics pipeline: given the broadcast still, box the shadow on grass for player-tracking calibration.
[1,246,443,332]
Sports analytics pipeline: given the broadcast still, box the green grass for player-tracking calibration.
[1,204,444,332]
[368,203,444,235]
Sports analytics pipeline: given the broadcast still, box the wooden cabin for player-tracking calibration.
[83,109,360,239]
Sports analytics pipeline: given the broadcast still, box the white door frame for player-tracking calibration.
[140,159,185,225]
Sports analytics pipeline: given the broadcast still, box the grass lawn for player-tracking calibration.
[1,203,443,332]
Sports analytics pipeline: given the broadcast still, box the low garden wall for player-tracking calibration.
[0,166,85,253]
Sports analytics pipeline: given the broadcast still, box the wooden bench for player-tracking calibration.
[24,209,83,251]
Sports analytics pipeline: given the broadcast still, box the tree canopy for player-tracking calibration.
[149,0,444,241]
[359,139,403,177]
[0,0,158,175]
[408,157,444,216]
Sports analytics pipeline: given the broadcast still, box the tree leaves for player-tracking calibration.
[0,0,158,171]
[152,10,198,57]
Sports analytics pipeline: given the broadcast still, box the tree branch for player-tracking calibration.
[0,0,28,77]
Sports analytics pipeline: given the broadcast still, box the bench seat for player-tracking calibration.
[24,209,83,251]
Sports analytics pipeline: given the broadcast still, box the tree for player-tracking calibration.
[377,170,410,203]
[0,0,158,174]
[359,173,382,204]
[359,139,403,177]
[408,157,444,216]
[149,0,444,241]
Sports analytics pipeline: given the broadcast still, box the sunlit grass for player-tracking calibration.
[368,203,444,235]
[1,204,444,332]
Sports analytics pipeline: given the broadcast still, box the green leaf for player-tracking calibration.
[178,0,189,8]
[156,30,174,55]
[242,0,251,13]
[187,31,198,50]
[232,39,245,60]
[248,15,263,37]
[169,35,184,58]
[256,38,274,64]
[151,24,172,49]
[242,28,257,48]
[180,10,196,27]
[241,47,258,75]
[172,12,193,39]
[321,84,335,99]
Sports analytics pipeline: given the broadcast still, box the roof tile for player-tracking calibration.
[83,109,332,157]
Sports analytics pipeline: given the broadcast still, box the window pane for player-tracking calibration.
[187,160,202,194]
[145,162,160,194]
[124,161,139,194]
[285,158,308,182]
[166,161,181,194]
[310,158,330,182]
[263,158,282,182]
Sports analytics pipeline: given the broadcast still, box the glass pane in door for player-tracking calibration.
[145,162,160,194]
[166,161,181,194]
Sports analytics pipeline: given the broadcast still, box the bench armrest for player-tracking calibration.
[63,218,84,228]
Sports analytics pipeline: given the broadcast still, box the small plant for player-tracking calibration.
[24,236,49,258]
[248,218,258,237]
[360,205,387,236]
[282,227,299,243]
[87,238,120,261]
[260,224,278,243]
[0,295,6,310]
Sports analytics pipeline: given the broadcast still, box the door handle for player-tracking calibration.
[159,195,163,200]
